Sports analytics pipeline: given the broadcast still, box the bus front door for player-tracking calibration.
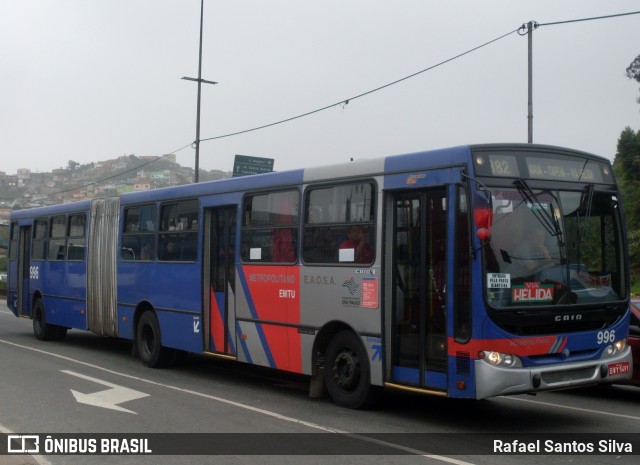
[389,189,448,393]
[17,225,32,317]
[204,207,237,357]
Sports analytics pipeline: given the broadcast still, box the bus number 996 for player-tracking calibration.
[597,329,615,345]
[30,266,39,280]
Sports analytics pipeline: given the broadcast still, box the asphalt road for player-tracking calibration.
[1,302,639,465]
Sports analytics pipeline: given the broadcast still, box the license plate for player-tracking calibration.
[608,361,630,376]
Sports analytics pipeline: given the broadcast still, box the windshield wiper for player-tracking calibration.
[578,184,595,240]
[513,179,559,237]
[513,179,567,264]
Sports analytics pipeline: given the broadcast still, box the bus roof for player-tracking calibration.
[9,143,607,220]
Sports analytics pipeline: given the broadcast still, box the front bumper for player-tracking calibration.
[474,346,633,399]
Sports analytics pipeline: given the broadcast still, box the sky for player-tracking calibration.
[1,0,639,177]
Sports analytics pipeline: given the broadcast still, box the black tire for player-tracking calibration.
[325,330,378,409]
[136,311,172,368]
[32,299,57,341]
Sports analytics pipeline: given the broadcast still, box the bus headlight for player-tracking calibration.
[603,339,627,358]
[479,351,523,368]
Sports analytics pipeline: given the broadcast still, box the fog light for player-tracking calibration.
[600,364,608,378]
[532,374,541,388]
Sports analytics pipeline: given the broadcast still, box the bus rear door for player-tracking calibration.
[204,206,238,357]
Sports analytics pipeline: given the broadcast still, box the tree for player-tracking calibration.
[627,54,640,105]
[614,127,640,225]
[621,57,640,294]
[67,160,79,171]
[615,126,640,182]
[614,127,640,282]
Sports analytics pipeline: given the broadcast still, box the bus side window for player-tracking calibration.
[122,204,157,261]
[67,213,86,261]
[32,219,47,261]
[48,215,66,261]
[303,182,376,265]
[158,199,199,262]
[241,190,299,264]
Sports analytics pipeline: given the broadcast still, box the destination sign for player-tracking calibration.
[525,157,603,183]
[477,151,608,184]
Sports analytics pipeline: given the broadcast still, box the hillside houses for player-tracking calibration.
[0,154,230,216]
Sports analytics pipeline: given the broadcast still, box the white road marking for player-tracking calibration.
[62,369,149,414]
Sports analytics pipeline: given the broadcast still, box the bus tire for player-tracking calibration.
[32,299,57,341]
[325,330,377,409]
[136,311,172,368]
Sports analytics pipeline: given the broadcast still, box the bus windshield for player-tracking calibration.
[483,184,625,308]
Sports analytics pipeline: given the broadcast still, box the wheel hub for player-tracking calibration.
[332,350,360,389]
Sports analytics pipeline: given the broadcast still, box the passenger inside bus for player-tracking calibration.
[339,225,373,263]
[303,207,335,263]
[511,226,553,277]
[141,243,154,261]
[160,240,178,261]
[271,228,296,262]
[511,225,553,277]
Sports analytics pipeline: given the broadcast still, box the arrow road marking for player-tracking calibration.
[62,369,149,414]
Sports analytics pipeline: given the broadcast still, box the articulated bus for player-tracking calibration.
[7,144,633,408]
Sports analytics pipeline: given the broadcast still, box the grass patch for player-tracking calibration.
[631,269,640,298]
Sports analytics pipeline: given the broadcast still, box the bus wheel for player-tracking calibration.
[325,330,377,409]
[32,299,56,341]
[136,311,172,368]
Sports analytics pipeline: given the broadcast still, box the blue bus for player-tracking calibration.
[7,144,633,408]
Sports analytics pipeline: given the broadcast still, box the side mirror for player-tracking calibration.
[474,191,493,241]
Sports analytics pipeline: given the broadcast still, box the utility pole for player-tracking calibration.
[182,0,217,183]
[527,21,534,144]
[520,21,538,144]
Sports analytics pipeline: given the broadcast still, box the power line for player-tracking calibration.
[198,10,640,144]
[200,27,521,143]
[538,10,640,27]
